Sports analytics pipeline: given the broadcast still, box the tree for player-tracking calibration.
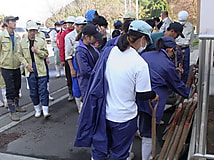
[45,0,125,29]
[138,0,168,20]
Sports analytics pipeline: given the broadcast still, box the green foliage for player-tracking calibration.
[192,38,199,47]
[138,0,168,19]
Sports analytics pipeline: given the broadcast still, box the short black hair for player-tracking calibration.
[153,17,160,23]
[145,19,155,28]
[92,16,108,27]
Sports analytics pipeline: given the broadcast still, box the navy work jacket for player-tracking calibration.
[74,46,114,154]
[138,49,190,123]
[75,40,100,98]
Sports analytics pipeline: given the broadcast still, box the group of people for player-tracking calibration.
[73,10,194,160]
[0,8,194,160]
[0,17,52,121]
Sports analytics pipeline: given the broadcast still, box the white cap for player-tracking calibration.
[66,16,75,23]
[35,20,42,25]
[26,20,38,30]
[128,20,152,42]
[178,10,189,21]
[75,16,87,25]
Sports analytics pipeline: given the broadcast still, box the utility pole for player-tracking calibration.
[136,0,138,19]
[124,0,127,14]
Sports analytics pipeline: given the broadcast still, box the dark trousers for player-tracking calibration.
[92,116,138,160]
[65,60,73,95]
[177,47,190,84]
[139,112,152,138]
[1,68,21,102]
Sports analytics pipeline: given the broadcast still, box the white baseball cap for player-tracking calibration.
[26,20,38,30]
[128,20,152,42]
[66,16,75,23]
[75,16,87,25]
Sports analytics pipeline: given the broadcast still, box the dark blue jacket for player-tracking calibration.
[101,35,120,53]
[74,46,113,154]
[138,49,190,123]
[74,40,100,98]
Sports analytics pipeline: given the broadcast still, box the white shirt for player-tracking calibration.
[49,29,57,48]
[176,21,194,46]
[159,17,172,32]
[105,46,152,122]
[65,29,79,60]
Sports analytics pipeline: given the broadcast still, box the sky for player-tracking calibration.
[0,0,72,27]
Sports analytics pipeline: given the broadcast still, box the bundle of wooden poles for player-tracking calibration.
[153,64,198,160]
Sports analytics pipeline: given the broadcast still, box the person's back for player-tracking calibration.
[105,46,150,122]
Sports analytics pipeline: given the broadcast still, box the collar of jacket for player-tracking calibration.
[3,29,19,39]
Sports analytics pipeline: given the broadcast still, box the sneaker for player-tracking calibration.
[49,95,55,101]
[127,152,134,160]
[67,94,74,101]
[56,73,61,78]
[4,102,8,108]
[0,100,4,107]
[9,112,20,121]
[16,106,26,112]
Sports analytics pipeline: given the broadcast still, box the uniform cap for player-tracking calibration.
[128,20,152,41]
[75,16,87,25]
[161,36,176,48]
[4,16,19,22]
[113,20,122,29]
[26,20,38,30]
[178,10,189,21]
[66,16,75,23]
[54,22,60,26]
[82,24,102,39]
[167,22,185,38]
[123,11,136,19]
[60,20,66,25]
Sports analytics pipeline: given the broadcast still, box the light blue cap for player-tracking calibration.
[129,20,152,42]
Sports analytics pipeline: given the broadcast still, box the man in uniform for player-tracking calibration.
[0,16,26,121]
[176,10,194,83]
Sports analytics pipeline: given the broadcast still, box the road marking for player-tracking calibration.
[0,94,68,133]
[0,86,67,122]
[0,152,45,160]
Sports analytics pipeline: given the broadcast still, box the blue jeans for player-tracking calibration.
[27,62,49,106]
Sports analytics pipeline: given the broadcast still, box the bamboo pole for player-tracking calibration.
[174,93,198,160]
[167,99,193,160]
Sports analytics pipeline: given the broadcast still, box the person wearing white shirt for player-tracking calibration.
[176,10,194,83]
[49,22,63,77]
[159,10,172,32]
[64,16,87,113]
